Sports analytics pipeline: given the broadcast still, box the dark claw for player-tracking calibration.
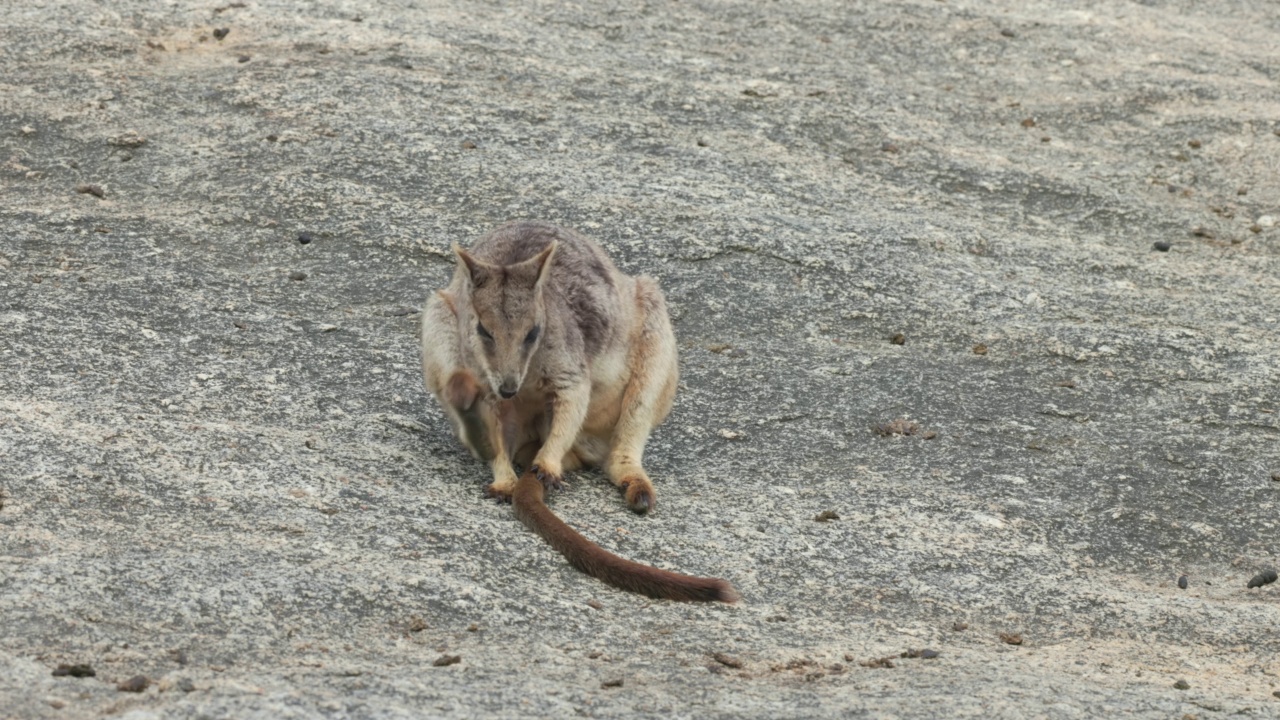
[620,478,654,514]
[627,489,653,515]
[484,484,513,504]
[531,464,563,491]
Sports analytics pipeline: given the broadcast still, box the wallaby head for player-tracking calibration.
[451,241,558,399]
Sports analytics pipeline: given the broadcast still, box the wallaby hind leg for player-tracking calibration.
[444,370,494,462]
[423,294,489,462]
[445,370,524,501]
[605,278,679,515]
[422,291,522,500]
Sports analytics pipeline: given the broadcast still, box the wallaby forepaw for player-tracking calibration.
[484,483,513,503]
[621,478,656,515]
[530,464,564,492]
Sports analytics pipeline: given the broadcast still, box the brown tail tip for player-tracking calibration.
[712,582,740,604]
[513,470,738,603]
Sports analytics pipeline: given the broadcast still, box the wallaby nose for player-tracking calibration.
[498,381,519,399]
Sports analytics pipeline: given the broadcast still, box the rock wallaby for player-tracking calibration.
[421,221,737,603]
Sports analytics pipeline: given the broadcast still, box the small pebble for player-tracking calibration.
[1173,679,1190,690]
[973,343,988,355]
[874,419,918,436]
[1187,139,1201,148]
[890,332,905,345]
[107,132,146,148]
[586,599,603,610]
[601,678,624,688]
[813,510,839,522]
[461,140,477,149]
[297,232,313,244]
[1271,471,1280,482]
[920,649,940,659]
[952,622,968,632]
[1153,241,1171,252]
[1191,227,1214,238]
[1001,28,1016,38]
[289,271,308,281]
[432,654,461,667]
[1247,568,1278,589]
[711,652,744,669]
[75,183,105,198]
[177,679,196,693]
[51,663,95,678]
[881,141,899,153]
[1177,574,1188,589]
[213,28,230,40]
[1021,118,1036,128]
[238,55,251,63]
[117,675,149,693]
[1040,136,1051,142]
[999,632,1023,646]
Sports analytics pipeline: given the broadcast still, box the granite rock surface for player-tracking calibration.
[2,1,1279,717]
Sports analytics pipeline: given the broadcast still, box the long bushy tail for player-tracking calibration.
[512,471,739,603]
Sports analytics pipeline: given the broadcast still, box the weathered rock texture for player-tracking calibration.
[2,1,1279,717]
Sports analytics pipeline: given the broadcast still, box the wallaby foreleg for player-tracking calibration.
[530,381,591,489]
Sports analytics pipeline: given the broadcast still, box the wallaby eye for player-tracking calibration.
[476,323,493,341]
[524,326,541,345]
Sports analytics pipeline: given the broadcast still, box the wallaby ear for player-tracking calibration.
[532,240,558,291]
[453,244,491,288]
